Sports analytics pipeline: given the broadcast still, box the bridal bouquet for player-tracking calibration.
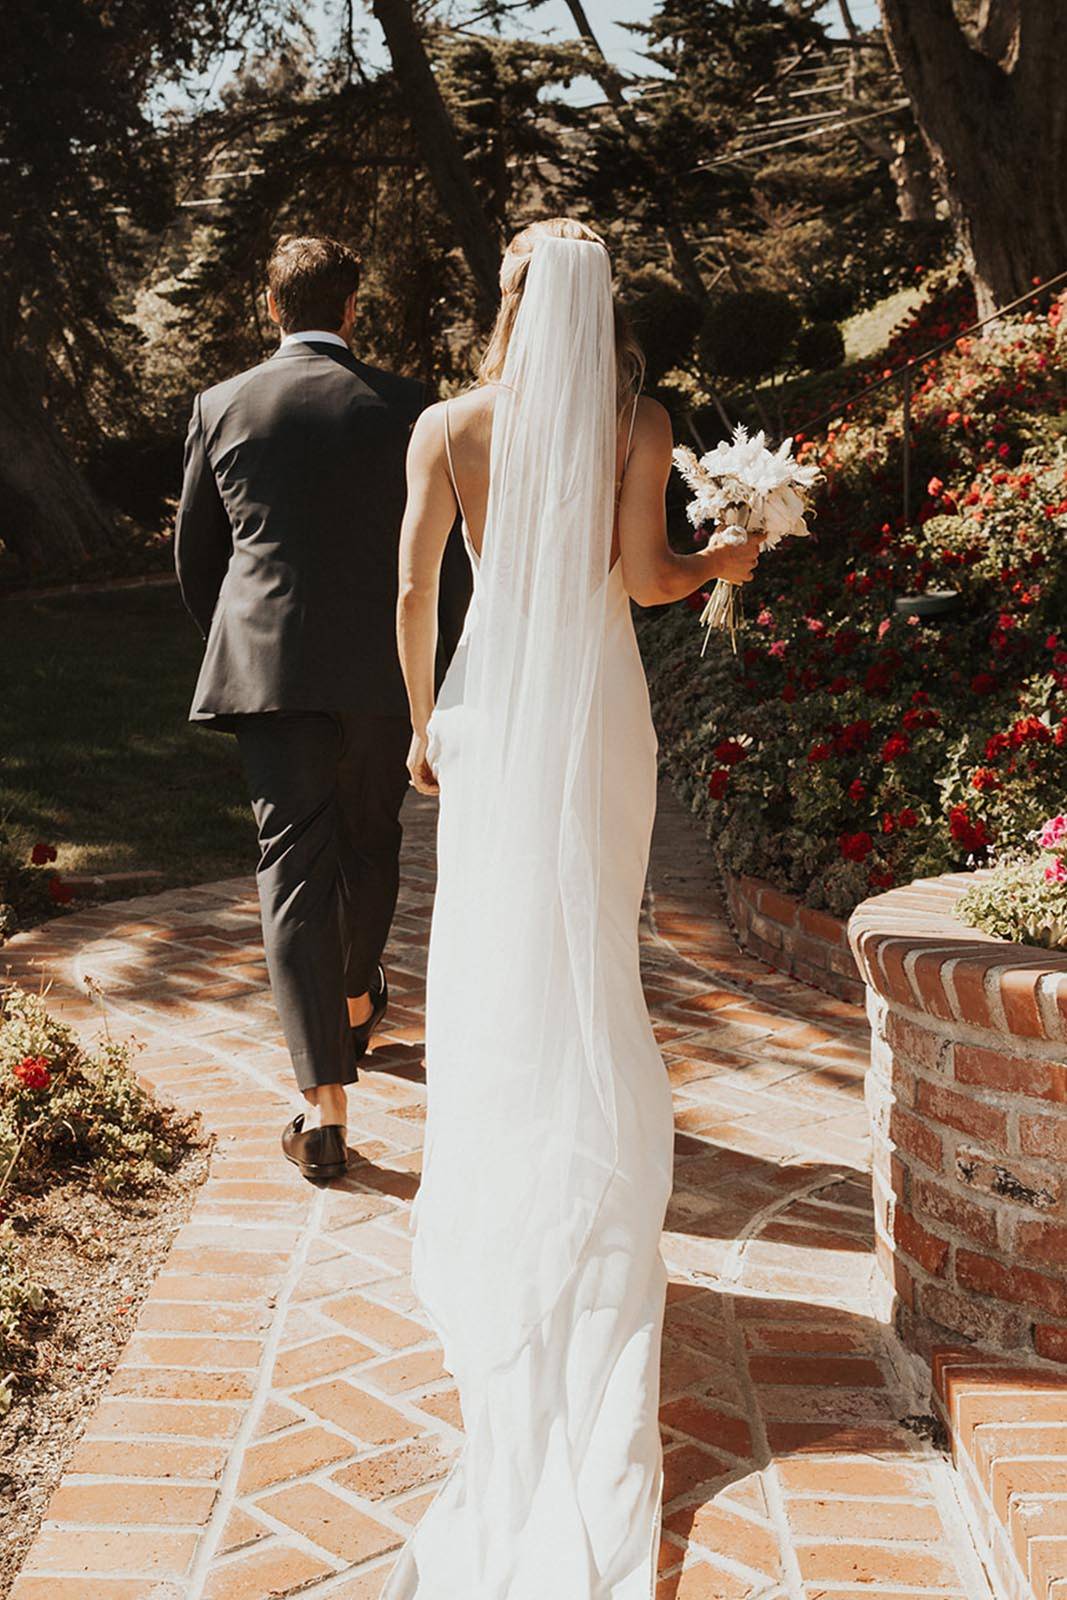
[673,426,822,651]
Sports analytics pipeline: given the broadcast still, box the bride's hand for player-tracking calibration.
[407,727,440,796]
[708,531,763,585]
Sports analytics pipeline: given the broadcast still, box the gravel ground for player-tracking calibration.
[0,1139,211,1594]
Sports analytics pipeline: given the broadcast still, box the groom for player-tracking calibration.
[175,234,430,1184]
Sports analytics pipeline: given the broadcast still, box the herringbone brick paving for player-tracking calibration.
[5,788,996,1599]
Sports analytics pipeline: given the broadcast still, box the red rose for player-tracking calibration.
[707,769,730,799]
[897,807,919,829]
[971,766,1002,792]
[971,672,997,695]
[781,683,797,703]
[868,867,895,890]
[713,740,746,767]
[839,831,873,863]
[1010,714,1052,748]
[881,812,895,835]
[807,742,832,764]
[847,779,866,803]
[833,719,872,755]
[949,804,992,853]
[985,731,1011,761]
[31,841,58,866]
[881,733,910,762]
[13,1056,51,1091]
[864,661,895,695]
[828,676,852,695]
[49,877,76,906]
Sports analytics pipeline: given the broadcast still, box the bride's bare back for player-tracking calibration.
[397,381,762,790]
[436,383,648,568]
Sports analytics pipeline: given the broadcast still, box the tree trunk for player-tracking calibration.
[879,0,1067,314]
[0,348,116,575]
[369,0,501,322]
[839,0,938,224]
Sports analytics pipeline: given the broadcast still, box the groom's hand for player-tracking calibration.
[407,729,440,796]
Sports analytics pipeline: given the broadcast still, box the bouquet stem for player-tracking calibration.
[699,581,739,655]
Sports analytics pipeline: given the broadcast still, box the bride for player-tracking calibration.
[389,217,760,1599]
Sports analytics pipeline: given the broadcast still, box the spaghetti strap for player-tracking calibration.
[624,392,640,465]
[442,401,469,528]
[616,392,641,501]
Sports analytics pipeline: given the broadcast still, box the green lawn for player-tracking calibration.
[0,582,255,887]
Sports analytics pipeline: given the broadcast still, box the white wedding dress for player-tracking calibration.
[383,237,675,1599]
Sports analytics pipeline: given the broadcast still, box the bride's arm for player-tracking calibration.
[618,399,762,607]
[398,404,456,795]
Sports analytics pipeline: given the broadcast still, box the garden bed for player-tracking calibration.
[722,869,863,1004]
[640,280,1067,923]
[0,1150,208,1588]
[0,985,207,1585]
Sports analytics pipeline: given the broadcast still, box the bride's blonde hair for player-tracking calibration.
[477,217,645,414]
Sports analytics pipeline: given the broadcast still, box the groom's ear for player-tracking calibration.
[266,288,283,329]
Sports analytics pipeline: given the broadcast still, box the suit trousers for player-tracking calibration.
[234,711,411,1091]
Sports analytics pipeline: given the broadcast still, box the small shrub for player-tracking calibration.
[0,985,194,1196]
[795,320,845,374]
[956,813,1067,949]
[624,269,701,387]
[700,288,801,380]
[0,986,198,1400]
[0,829,76,943]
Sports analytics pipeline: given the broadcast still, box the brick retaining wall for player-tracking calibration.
[723,871,865,1006]
[848,872,1067,1365]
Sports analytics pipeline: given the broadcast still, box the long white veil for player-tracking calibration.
[413,234,621,1385]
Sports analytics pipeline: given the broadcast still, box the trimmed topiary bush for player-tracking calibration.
[795,319,845,374]
[624,268,701,387]
[699,287,801,380]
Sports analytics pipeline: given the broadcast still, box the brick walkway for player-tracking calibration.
[6,789,996,1600]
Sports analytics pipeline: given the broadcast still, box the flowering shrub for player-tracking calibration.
[0,986,194,1197]
[955,814,1067,949]
[0,985,197,1402]
[641,283,1067,916]
[0,831,75,943]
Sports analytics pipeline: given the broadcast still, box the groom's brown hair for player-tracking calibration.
[267,235,362,333]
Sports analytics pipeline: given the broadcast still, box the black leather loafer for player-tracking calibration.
[352,965,389,1060]
[282,1114,349,1184]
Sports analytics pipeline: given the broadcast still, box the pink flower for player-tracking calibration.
[1038,814,1067,851]
[1044,857,1067,884]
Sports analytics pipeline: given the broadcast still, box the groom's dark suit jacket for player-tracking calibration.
[175,339,436,725]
